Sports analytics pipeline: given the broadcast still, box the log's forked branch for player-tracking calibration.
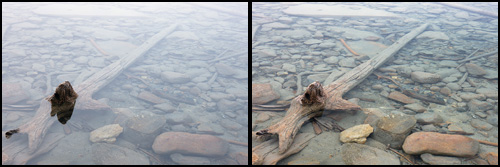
[256,81,326,154]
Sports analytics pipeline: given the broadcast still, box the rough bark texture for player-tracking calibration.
[4,24,178,161]
[255,23,429,155]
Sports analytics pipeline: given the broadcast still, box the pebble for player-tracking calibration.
[467,99,494,112]
[282,63,296,73]
[258,49,277,57]
[410,71,441,84]
[338,57,356,67]
[170,153,210,165]
[254,112,270,123]
[89,124,123,143]
[415,112,443,124]
[440,87,452,96]
[404,103,426,113]
[402,132,479,157]
[324,56,338,64]
[465,63,487,76]
[153,103,176,113]
[340,124,373,144]
[470,119,493,131]
[446,83,461,91]
[387,91,415,104]
[420,153,461,165]
[160,71,191,84]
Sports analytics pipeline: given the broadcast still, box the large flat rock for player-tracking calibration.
[283,4,400,18]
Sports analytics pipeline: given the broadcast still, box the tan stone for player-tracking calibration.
[340,124,373,144]
[402,132,479,157]
[90,124,123,143]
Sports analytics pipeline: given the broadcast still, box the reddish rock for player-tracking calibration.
[402,132,479,157]
[388,91,415,104]
[137,91,165,104]
[152,132,228,157]
[252,83,280,104]
[485,152,498,165]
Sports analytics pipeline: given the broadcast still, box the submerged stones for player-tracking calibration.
[152,132,229,157]
[402,132,479,157]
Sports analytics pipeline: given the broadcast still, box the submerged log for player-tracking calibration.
[5,24,178,156]
[252,133,315,165]
[255,23,429,154]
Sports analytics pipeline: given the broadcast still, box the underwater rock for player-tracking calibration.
[152,132,228,156]
[340,124,373,144]
[90,124,123,143]
[402,132,479,157]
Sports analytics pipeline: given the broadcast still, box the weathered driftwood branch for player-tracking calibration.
[10,24,178,155]
[255,23,429,154]
[252,133,315,165]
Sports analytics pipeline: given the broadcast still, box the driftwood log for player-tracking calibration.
[255,23,429,155]
[4,24,178,162]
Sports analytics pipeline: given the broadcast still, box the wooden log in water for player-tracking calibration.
[256,23,429,154]
[8,24,178,156]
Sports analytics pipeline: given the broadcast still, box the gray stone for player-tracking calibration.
[404,103,426,113]
[341,143,400,165]
[154,103,176,113]
[446,83,461,91]
[171,153,211,165]
[324,56,338,64]
[339,57,356,67]
[372,114,416,149]
[123,112,166,148]
[467,99,493,112]
[465,63,487,76]
[282,63,296,73]
[421,153,461,165]
[318,42,336,48]
[161,71,191,84]
[92,143,149,165]
[470,119,493,131]
[415,112,443,125]
[411,71,441,84]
